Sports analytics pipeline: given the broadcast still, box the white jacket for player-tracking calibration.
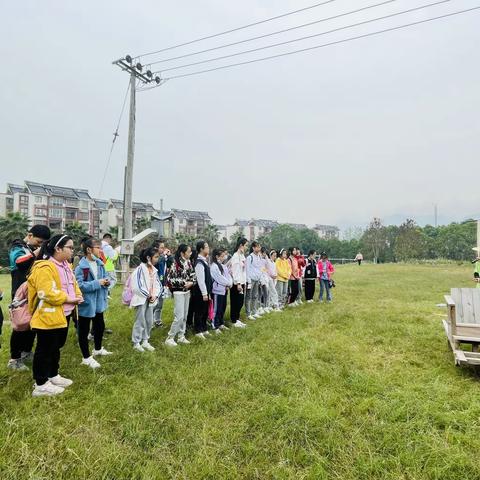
[130,263,161,308]
[229,251,246,285]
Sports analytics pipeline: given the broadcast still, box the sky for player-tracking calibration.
[1,0,479,229]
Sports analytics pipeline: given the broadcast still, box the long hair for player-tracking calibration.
[175,244,190,265]
[211,248,225,274]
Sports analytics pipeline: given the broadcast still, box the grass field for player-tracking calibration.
[1,263,480,479]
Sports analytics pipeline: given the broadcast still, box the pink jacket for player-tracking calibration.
[317,260,334,280]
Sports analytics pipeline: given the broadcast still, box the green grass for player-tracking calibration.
[1,263,480,479]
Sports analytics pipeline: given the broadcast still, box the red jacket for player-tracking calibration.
[317,260,335,280]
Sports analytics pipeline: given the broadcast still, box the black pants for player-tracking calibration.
[192,294,209,333]
[32,326,69,386]
[230,285,245,322]
[213,294,227,329]
[358,260,362,266]
[78,312,105,358]
[288,279,299,304]
[304,280,316,301]
[10,329,36,360]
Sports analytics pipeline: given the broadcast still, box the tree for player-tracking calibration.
[394,219,426,261]
[64,222,89,253]
[200,224,220,249]
[108,226,119,241]
[361,218,387,263]
[0,212,29,266]
[135,216,152,235]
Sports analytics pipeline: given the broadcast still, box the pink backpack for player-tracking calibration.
[122,274,133,306]
[9,282,35,331]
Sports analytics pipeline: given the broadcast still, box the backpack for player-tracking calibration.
[122,273,133,306]
[9,282,36,331]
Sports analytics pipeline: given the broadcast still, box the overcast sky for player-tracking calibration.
[1,0,479,228]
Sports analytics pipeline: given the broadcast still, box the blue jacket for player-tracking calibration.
[156,255,167,286]
[75,257,109,317]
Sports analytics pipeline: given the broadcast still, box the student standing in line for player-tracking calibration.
[210,248,233,333]
[304,250,318,303]
[7,224,51,371]
[259,247,270,314]
[266,250,281,312]
[192,241,212,339]
[245,241,263,320]
[28,234,83,397]
[295,248,306,304]
[153,239,167,328]
[130,247,161,352]
[229,238,248,328]
[288,247,300,306]
[164,244,196,347]
[275,249,291,308]
[75,237,112,369]
[317,252,335,302]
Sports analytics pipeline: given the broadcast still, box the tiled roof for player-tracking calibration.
[25,181,92,200]
[172,209,211,220]
[7,184,27,194]
[314,224,339,231]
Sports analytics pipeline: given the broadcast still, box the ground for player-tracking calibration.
[0,263,479,480]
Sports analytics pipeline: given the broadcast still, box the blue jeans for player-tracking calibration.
[319,279,332,301]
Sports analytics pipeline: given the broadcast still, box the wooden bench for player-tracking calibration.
[443,288,480,366]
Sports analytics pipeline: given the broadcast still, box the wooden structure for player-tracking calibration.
[443,288,480,366]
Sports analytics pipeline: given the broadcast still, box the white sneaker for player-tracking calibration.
[233,321,246,328]
[253,314,262,319]
[49,374,73,388]
[195,332,206,340]
[248,315,256,321]
[203,331,211,336]
[257,308,265,315]
[219,325,229,330]
[165,338,178,347]
[141,341,155,352]
[274,308,282,312]
[92,347,112,356]
[7,359,29,371]
[133,343,145,353]
[32,381,64,397]
[214,329,222,335]
[81,356,101,369]
[177,336,191,345]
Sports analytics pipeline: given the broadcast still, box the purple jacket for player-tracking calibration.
[211,262,233,295]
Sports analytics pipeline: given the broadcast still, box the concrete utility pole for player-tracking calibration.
[112,55,164,279]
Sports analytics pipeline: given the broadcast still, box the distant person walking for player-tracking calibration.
[355,252,364,266]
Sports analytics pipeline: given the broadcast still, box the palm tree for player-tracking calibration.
[64,222,89,253]
[0,212,29,266]
[200,224,220,248]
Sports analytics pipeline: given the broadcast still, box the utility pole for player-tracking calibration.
[434,204,438,228]
[112,55,163,280]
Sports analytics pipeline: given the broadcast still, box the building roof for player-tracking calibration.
[250,219,279,228]
[93,199,109,209]
[24,181,92,200]
[7,184,27,194]
[172,209,212,221]
[234,219,249,227]
[314,224,340,231]
[110,199,155,211]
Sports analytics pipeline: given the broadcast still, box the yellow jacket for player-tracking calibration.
[28,260,81,330]
[275,258,292,282]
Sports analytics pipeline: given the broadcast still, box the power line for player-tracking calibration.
[162,6,480,81]
[148,0,399,67]
[154,0,453,74]
[98,80,131,198]
[135,0,336,59]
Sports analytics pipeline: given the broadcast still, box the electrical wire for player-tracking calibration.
[161,6,480,81]
[154,0,453,74]
[148,0,399,67]
[98,81,130,198]
[135,0,336,58]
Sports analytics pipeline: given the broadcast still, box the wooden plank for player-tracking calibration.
[463,351,480,358]
[455,324,480,337]
[453,335,480,343]
[454,349,468,363]
[460,289,475,324]
[445,295,455,307]
[473,290,480,324]
[452,289,464,324]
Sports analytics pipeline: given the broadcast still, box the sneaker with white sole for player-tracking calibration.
[177,336,191,345]
[81,356,101,369]
[92,347,112,356]
[165,338,178,347]
[49,374,73,388]
[253,314,262,319]
[32,381,65,397]
[219,325,229,330]
[7,359,29,371]
[203,331,211,336]
[141,341,155,352]
[247,315,256,321]
[195,332,206,340]
[21,351,34,362]
[133,343,145,353]
[257,308,265,315]
[214,329,222,335]
[233,321,246,328]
